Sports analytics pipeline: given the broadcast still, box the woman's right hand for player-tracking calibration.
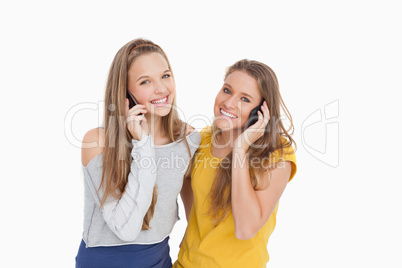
[125,99,148,140]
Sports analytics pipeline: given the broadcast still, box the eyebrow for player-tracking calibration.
[223,83,254,99]
[136,69,171,82]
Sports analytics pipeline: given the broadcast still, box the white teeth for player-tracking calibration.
[220,109,237,118]
[151,97,167,104]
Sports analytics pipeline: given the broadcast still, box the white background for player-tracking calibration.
[1,0,401,267]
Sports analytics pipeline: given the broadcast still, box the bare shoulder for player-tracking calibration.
[81,128,105,167]
[184,124,195,136]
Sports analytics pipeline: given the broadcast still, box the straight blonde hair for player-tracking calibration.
[208,59,296,225]
[101,38,190,230]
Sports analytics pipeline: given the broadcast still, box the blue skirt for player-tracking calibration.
[75,237,172,268]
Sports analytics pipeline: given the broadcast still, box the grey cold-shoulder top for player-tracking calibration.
[81,130,201,247]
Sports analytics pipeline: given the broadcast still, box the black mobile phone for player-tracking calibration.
[245,100,265,128]
[126,91,137,109]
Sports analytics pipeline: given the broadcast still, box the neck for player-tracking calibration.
[144,114,166,140]
[216,128,242,148]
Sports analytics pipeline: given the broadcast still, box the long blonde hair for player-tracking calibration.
[101,38,189,230]
[208,59,296,225]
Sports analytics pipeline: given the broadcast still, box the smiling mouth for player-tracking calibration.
[220,108,238,119]
[150,95,169,106]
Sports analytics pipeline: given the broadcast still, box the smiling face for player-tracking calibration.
[127,52,175,118]
[214,70,263,131]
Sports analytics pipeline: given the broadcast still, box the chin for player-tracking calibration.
[154,106,173,118]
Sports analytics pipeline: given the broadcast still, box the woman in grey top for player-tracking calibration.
[75,38,200,268]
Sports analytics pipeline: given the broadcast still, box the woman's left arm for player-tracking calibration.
[231,100,292,239]
[231,149,292,240]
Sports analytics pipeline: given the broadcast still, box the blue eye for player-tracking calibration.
[241,97,250,103]
[223,88,231,94]
[140,80,149,85]
[162,74,170,79]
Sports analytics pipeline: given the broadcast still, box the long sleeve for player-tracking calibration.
[83,134,156,241]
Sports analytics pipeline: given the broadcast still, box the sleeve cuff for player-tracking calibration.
[131,133,153,149]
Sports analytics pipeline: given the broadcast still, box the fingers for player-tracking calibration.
[262,101,270,120]
[126,114,147,125]
[257,111,263,121]
[260,101,270,125]
[124,99,150,140]
[256,111,266,128]
[128,108,147,117]
[255,107,269,129]
[239,101,271,149]
[125,99,147,126]
[126,113,148,140]
[126,98,147,116]
[125,99,130,117]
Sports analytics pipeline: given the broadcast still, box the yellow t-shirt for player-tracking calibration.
[174,126,297,268]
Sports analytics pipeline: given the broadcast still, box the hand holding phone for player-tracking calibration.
[126,91,147,140]
[245,100,266,129]
[127,90,144,116]
[235,100,270,151]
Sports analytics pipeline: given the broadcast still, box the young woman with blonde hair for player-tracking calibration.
[75,38,200,268]
[175,59,297,267]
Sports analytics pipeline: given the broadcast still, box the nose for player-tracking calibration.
[154,80,168,95]
[223,96,237,110]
